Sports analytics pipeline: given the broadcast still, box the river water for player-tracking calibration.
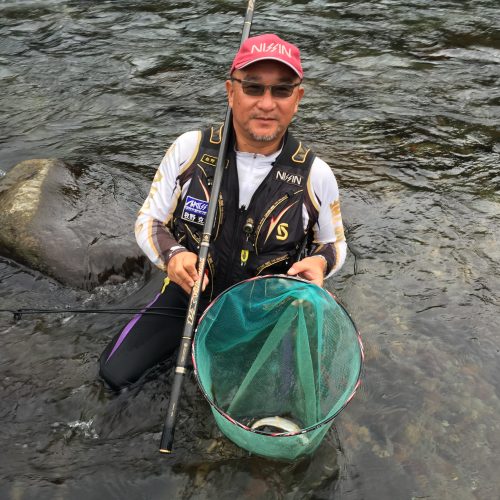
[1,1,499,498]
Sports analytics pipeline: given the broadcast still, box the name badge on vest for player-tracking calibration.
[181,196,208,226]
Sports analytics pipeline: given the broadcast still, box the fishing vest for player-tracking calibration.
[170,124,316,299]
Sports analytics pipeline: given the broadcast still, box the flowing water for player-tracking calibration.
[1,1,499,498]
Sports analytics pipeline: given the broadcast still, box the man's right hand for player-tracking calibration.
[167,251,209,294]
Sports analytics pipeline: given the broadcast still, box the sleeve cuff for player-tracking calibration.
[310,246,336,276]
[163,245,188,268]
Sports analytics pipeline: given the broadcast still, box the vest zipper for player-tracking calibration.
[222,205,248,288]
[206,253,215,301]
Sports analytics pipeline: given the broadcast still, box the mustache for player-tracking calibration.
[250,115,278,120]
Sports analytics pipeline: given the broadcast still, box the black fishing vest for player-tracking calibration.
[170,124,316,299]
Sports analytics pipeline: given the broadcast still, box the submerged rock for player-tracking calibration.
[0,159,150,289]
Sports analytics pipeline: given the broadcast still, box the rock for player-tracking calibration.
[0,159,150,289]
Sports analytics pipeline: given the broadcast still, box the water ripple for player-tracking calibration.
[1,1,500,499]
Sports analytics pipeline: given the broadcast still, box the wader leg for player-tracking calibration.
[99,281,191,390]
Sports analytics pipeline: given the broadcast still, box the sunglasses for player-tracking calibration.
[230,77,301,98]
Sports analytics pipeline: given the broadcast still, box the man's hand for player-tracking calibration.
[167,251,209,294]
[287,256,327,287]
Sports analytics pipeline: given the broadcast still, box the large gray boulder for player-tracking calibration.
[0,159,150,289]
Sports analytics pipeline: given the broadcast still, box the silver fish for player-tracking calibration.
[250,416,301,434]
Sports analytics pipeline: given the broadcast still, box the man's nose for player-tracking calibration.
[256,88,276,109]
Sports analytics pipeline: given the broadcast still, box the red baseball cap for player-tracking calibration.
[230,34,303,79]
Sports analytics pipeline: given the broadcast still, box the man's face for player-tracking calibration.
[225,60,304,151]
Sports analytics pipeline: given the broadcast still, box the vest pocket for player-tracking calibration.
[254,193,304,255]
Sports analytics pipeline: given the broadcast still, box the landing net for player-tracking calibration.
[193,275,363,460]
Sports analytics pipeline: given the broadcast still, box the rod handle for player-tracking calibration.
[159,366,187,453]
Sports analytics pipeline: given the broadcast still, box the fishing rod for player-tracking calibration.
[159,0,256,454]
[0,307,187,321]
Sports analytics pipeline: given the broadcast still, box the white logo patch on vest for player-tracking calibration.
[182,196,208,225]
[276,170,303,186]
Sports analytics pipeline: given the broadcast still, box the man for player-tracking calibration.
[99,34,347,390]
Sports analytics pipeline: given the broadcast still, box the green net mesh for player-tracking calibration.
[193,275,363,461]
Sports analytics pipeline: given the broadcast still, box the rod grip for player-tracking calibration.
[159,367,186,453]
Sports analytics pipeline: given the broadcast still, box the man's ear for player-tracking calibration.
[294,86,304,113]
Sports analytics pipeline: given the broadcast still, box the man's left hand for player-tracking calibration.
[287,256,327,287]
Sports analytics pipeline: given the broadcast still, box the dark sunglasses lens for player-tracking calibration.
[271,85,294,98]
[241,82,265,96]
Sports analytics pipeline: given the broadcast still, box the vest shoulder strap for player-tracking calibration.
[275,132,316,170]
